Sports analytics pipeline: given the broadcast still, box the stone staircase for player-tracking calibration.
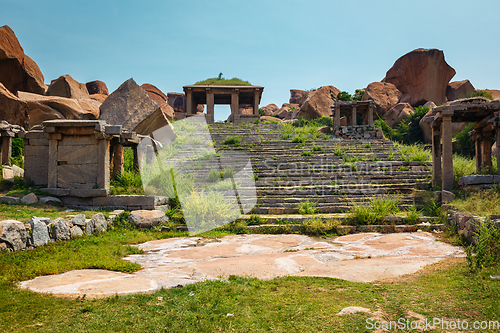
[204,122,432,217]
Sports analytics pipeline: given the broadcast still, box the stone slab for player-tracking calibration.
[57,144,98,164]
[19,233,464,299]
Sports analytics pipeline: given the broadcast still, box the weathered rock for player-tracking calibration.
[100,78,163,131]
[141,83,175,119]
[423,101,437,110]
[85,80,109,95]
[0,220,28,250]
[275,104,298,120]
[259,115,282,122]
[0,196,19,204]
[441,190,456,204]
[167,92,186,112]
[298,86,340,120]
[484,89,500,100]
[383,48,456,106]
[28,217,50,247]
[40,196,63,207]
[71,214,86,227]
[2,165,24,182]
[91,213,107,233]
[128,210,168,228]
[21,193,38,205]
[260,103,279,116]
[0,82,29,128]
[317,126,330,134]
[18,91,100,126]
[46,75,90,100]
[383,102,413,128]
[446,80,475,101]
[70,225,83,238]
[89,94,107,103]
[52,218,71,241]
[336,306,371,315]
[84,219,94,235]
[361,82,401,116]
[0,242,7,251]
[0,25,45,95]
[289,89,308,105]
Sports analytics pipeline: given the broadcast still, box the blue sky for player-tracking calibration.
[2,0,500,120]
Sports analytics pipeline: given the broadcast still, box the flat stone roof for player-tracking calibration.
[429,97,500,122]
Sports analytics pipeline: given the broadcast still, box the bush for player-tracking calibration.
[348,197,401,225]
[297,201,318,214]
[466,219,500,272]
[302,219,339,236]
[223,135,241,145]
[374,106,428,144]
[463,90,493,100]
[399,144,431,162]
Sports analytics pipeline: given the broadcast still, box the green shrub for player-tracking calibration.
[463,90,493,100]
[349,204,378,225]
[247,214,264,225]
[399,144,431,162]
[297,201,318,214]
[333,148,345,156]
[223,135,241,145]
[466,219,500,272]
[302,219,339,236]
[292,134,308,144]
[301,150,313,157]
[349,197,401,225]
[404,206,422,224]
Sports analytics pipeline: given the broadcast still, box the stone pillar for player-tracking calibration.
[206,90,215,124]
[186,89,194,115]
[442,115,453,191]
[368,104,374,127]
[334,104,341,130]
[431,121,442,188]
[474,132,482,173]
[352,105,357,126]
[97,138,110,190]
[253,89,260,116]
[132,145,140,172]
[0,136,12,165]
[112,144,124,177]
[47,133,60,188]
[482,132,493,170]
[231,89,239,123]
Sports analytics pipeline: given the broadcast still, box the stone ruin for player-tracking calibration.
[331,100,383,139]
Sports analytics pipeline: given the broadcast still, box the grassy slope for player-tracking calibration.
[194,77,252,86]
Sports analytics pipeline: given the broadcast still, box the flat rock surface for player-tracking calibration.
[19,232,464,299]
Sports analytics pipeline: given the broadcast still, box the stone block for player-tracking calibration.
[128,210,168,228]
[28,217,50,247]
[52,218,71,241]
[0,196,19,204]
[24,145,49,157]
[92,213,107,233]
[57,144,99,164]
[27,139,49,146]
[58,135,98,146]
[84,219,94,235]
[60,196,93,207]
[458,175,493,186]
[57,164,98,187]
[71,214,86,226]
[0,220,28,251]
[21,193,38,205]
[39,196,63,206]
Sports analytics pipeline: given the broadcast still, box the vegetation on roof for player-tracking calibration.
[194,73,251,86]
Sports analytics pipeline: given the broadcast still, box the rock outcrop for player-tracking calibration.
[18,91,100,127]
[260,103,279,116]
[362,82,402,116]
[167,92,186,112]
[0,25,45,95]
[86,80,109,95]
[298,86,340,120]
[383,102,413,128]
[383,48,456,106]
[0,82,29,128]
[446,80,475,101]
[45,75,90,100]
[289,89,307,105]
[141,83,174,119]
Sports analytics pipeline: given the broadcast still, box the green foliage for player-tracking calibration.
[110,171,145,195]
[297,201,318,215]
[454,122,476,158]
[374,106,428,144]
[466,219,500,272]
[258,108,265,116]
[404,206,422,224]
[398,144,431,162]
[333,148,345,156]
[464,90,494,100]
[10,138,24,168]
[452,154,476,181]
[292,133,309,144]
[349,197,401,225]
[301,150,313,157]
[336,90,364,102]
[302,218,339,236]
[353,89,364,101]
[194,77,251,86]
[450,187,500,217]
[223,135,241,145]
[247,214,264,225]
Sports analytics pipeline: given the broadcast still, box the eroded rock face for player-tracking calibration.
[383,48,456,106]
[18,91,100,127]
[0,25,45,95]
[86,80,109,95]
[298,85,340,120]
[0,82,29,128]
[45,75,90,100]
[383,102,413,128]
[362,82,402,116]
[446,80,475,101]
[100,78,161,131]
[128,210,168,228]
[141,83,174,119]
[0,220,28,251]
[289,89,307,105]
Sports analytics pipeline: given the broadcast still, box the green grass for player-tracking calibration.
[449,187,500,217]
[398,144,431,162]
[348,197,401,225]
[297,201,318,215]
[222,135,241,145]
[194,77,251,86]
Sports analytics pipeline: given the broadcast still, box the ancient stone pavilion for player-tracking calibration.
[423,98,500,191]
[332,100,376,129]
[182,85,264,124]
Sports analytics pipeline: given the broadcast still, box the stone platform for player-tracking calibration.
[19,232,464,299]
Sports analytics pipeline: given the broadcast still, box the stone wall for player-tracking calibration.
[334,126,384,140]
[23,127,49,185]
[458,174,500,190]
[448,210,500,243]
